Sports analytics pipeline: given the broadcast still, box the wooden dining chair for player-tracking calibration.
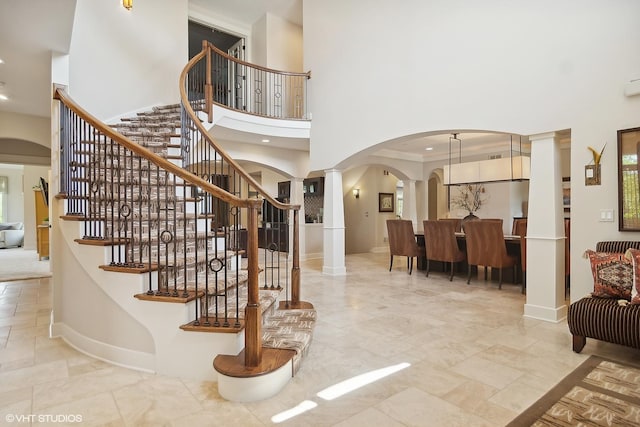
[512,217,527,236]
[463,219,518,289]
[386,219,424,275]
[423,220,466,281]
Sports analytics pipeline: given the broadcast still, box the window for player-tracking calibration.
[617,127,640,231]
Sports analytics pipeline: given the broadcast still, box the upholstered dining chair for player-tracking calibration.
[463,219,518,289]
[423,220,466,281]
[515,219,527,294]
[438,218,462,233]
[386,219,423,275]
[512,217,527,236]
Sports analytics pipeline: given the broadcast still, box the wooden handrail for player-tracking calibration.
[205,41,311,80]
[179,42,308,370]
[54,87,260,210]
[178,51,300,213]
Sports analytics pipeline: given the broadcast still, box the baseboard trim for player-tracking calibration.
[301,252,323,261]
[523,303,568,323]
[51,322,155,373]
[370,246,388,253]
[217,358,293,402]
[322,265,347,276]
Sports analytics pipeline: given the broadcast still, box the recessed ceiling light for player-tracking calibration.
[262,139,270,143]
[0,58,4,64]
[425,147,434,151]
[0,94,8,101]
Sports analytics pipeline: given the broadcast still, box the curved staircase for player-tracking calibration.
[53,89,315,401]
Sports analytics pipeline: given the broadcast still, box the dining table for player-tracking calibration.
[415,231,522,283]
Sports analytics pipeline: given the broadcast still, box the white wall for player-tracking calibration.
[0,164,24,224]
[251,15,268,66]
[69,0,188,120]
[0,111,50,147]
[251,13,303,72]
[303,0,640,298]
[344,165,401,253]
[265,14,303,72]
[218,140,310,179]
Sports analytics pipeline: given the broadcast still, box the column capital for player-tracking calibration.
[529,131,559,142]
[323,168,343,174]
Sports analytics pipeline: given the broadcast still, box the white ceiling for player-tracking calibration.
[0,0,568,163]
[0,0,76,118]
[190,0,302,27]
[373,131,532,163]
[0,0,301,119]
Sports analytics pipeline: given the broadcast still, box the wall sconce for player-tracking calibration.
[123,0,133,10]
[353,188,360,199]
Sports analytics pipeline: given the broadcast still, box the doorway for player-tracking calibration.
[188,20,244,59]
[188,20,246,108]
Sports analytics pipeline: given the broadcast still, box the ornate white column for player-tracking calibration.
[322,169,346,275]
[524,132,567,322]
[402,179,417,229]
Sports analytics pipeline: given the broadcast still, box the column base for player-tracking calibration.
[524,303,568,323]
[322,265,347,276]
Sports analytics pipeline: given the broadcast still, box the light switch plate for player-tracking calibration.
[599,209,614,222]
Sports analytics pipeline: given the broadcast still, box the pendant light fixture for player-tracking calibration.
[444,133,530,185]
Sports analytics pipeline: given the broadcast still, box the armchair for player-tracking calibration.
[0,222,24,248]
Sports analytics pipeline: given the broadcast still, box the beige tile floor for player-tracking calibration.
[1,252,640,426]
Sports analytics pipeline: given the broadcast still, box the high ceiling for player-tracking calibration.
[0,0,301,119]
[0,0,567,164]
[190,0,302,27]
[0,0,76,118]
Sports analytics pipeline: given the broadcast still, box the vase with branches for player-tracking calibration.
[450,184,487,217]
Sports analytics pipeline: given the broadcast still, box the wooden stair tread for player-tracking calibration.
[59,98,314,385]
[75,237,129,246]
[134,290,203,303]
[213,348,295,378]
[180,317,244,333]
[100,263,159,273]
[278,300,315,310]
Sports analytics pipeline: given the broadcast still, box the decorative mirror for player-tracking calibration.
[617,127,640,231]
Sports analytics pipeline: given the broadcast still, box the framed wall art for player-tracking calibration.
[378,192,394,213]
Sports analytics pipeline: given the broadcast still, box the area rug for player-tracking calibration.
[507,355,640,426]
[0,247,51,282]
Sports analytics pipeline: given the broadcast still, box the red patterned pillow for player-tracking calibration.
[624,248,640,304]
[585,250,633,300]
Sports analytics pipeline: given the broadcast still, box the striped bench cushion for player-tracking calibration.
[568,297,640,350]
[595,241,640,253]
[568,241,640,351]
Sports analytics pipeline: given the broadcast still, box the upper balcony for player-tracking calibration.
[188,41,311,148]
